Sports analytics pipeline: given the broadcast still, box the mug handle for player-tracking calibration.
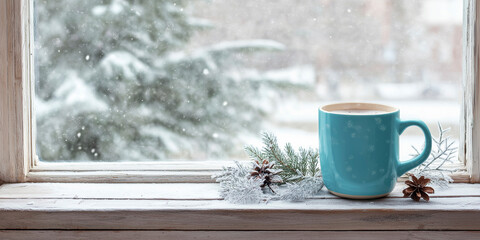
[396,120,432,177]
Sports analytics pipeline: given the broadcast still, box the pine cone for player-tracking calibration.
[403,176,435,201]
[250,159,283,193]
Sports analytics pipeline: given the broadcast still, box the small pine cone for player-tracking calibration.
[403,176,435,201]
[250,159,283,192]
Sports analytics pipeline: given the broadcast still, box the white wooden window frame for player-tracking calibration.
[0,0,478,184]
[461,0,480,183]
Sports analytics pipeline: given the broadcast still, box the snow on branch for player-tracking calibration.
[205,39,286,54]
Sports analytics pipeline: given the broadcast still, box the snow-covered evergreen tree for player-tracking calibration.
[35,0,287,161]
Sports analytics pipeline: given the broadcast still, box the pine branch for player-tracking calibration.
[308,149,320,176]
[251,132,321,182]
[217,133,324,203]
[244,145,265,162]
[261,133,297,175]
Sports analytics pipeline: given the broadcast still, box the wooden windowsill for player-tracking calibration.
[25,161,473,183]
[0,182,478,232]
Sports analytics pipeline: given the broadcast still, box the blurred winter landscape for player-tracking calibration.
[35,0,462,162]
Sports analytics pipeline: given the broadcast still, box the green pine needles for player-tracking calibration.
[245,132,320,182]
[213,132,323,203]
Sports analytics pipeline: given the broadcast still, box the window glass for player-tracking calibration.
[34,0,462,162]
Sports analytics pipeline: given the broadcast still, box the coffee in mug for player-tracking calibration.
[330,109,388,115]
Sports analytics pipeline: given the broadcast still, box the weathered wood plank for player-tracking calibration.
[26,171,216,183]
[0,198,479,230]
[0,183,223,200]
[461,0,471,168]
[2,197,479,211]
[0,0,9,184]
[27,163,470,183]
[470,0,480,183]
[23,0,36,171]
[398,171,471,183]
[0,0,30,183]
[463,0,480,182]
[1,231,479,240]
[31,161,232,171]
[0,183,478,200]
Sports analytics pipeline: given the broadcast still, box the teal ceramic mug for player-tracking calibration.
[318,103,432,199]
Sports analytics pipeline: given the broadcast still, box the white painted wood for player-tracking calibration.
[461,0,471,172]
[26,170,216,183]
[28,161,470,183]
[0,179,477,233]
[0,0,32,183]
[0,183,478,231]
[1,231,479,240]
[399,171,471,183]
[463,0,480,182]
[0,183,223,200]
[25,170,471,183]
[2,197,479,213]
[470,0,480,183]
[0,197,479,230]
[25,0,36,171]
[32,161,231,171]
[0,0,8,182]
[0,183,478,200]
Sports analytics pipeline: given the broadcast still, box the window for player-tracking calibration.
[34,0,461,163]
[0,0,478,183]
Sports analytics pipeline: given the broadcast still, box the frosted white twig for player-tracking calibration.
[278,173,324,202]
[409,123,458,188]
[213,161,264,204]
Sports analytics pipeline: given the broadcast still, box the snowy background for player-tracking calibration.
[34,0,462,162]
